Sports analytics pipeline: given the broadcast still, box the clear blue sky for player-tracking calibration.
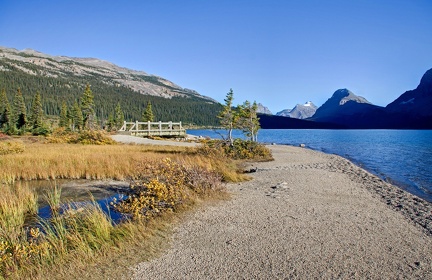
[1,0,431,113]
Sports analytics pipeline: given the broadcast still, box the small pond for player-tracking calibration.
[18,179,130,225]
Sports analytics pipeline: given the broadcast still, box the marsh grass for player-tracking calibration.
[0,139,268,279]
[0,142,245,183]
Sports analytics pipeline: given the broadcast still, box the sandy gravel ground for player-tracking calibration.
[111,134,199,147]
[130,144,432,279]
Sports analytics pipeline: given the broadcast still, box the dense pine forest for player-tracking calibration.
[0,58,222,128]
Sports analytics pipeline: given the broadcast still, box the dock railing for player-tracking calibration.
[118,121,186,137]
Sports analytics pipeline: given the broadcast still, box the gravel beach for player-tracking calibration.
[131,144,432,279]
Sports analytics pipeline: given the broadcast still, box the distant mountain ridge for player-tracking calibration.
[276,101,317,119]
[0,46,215,101]
[0,46,222,126]
[256,103,272,115]
[309,68,432,128]
[309,88,383,127]
[268,68,432,129]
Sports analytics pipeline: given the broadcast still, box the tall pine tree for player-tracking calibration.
[59,101,69,128]
[80,84,96,130]
[114,102,125,129]
[29,91,44,130]
[142,101,154,122]
[0,88,12,129]
[237,100,260,142]
[12,88,27,130]
[218,89,238,145]
[71,101,83,131]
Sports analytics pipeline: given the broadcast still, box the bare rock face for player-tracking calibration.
[386,68,432,116]
[0,46,216,102]
[276,101,317,119]
[256,103,273,115]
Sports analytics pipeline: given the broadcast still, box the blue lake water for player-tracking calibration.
[188,129,432,202]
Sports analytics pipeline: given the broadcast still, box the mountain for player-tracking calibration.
[387,68,432,114]
[0,46,221,126]
[309,68,432,129]
[276,101,317,119]
[309,89,386,128]
[256,103,272,115]
[258,113,344,129]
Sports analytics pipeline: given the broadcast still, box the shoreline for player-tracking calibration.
[132,144,432,278]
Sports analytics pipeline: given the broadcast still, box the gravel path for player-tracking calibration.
[111,134,199,147]
[131,144,432,279]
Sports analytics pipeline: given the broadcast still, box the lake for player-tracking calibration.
[187,129,432,202]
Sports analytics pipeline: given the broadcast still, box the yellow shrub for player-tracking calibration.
[0,141,25,155]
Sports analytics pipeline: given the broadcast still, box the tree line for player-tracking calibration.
[0,61,222,127]
[0,84,158,135]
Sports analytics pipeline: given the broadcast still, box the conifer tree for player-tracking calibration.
[29,91,44,130]
[218,89,238,145]
[114,102,125,129]
[142,101,154,122]
[59,101,69,128]
[0,88,11,129]
[12,88,27,129]
[106,113,115,131]
[71,101,83,131]
[238,100,260,142]
[80,84,96,130]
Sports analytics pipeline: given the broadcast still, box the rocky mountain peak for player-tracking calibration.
[256,103,272,115]
[331,88,371,106]
[0,46,216,102]
[386,68,432,115]
[276,101,317,119]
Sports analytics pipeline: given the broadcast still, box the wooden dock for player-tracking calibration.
[118,121,186,137]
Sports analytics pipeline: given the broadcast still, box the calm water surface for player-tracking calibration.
[188,129,432,202]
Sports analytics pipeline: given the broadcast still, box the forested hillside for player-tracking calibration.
[0,49,222,127]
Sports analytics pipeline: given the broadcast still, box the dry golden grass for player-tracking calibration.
[0,142,246,183]
[0,139,253,279]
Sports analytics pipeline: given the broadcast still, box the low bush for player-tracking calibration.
[46,128,115,145]
[197,139,273,161]
[113,158,223,220]
[0,141,25,155]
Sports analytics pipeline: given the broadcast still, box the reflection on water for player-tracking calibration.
[18,179,130,225]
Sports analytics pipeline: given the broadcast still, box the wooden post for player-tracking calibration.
[159,121,162,134]
[136,121,139,132]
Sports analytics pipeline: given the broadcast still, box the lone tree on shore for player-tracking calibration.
[238,100,260,142]
[218,89,238,145]
[218,89,261,143]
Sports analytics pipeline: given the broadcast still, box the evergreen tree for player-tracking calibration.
[12,88,27,129]
[218,89,238,145]
[70,101,83,131]
[106,113,115,131]
[29,91,44,130]
[80,84,96,130]
[0,88,12,129]
[142,101,154,122]
[114,102,125,129]
[238,100,260,142]
[59,101,69,128]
